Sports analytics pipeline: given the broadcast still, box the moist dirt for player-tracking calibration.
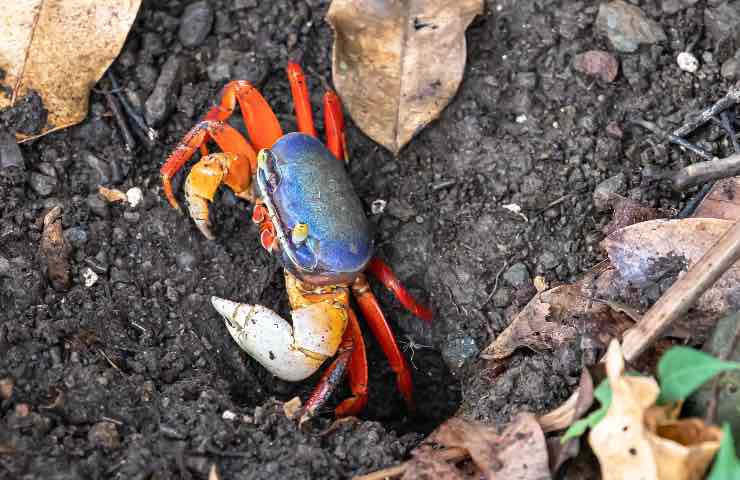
[0,0,734,478]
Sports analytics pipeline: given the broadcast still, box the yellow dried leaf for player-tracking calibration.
[589,340,722,480]
[327,0,483,154]
[0,0,141,142]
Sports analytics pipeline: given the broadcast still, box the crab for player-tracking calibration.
[160,62,432,422]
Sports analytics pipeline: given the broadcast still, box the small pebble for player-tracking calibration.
[179,1,214,48]
[126,187,144,208]
[0,377,14,400]
[145,56,183,127]
[677,51,699,73]
[64,227,88,248]
[29,172,57,196]
[86,194,109,218]
[222,410,238,421]
[88,422,120,449]
[502,262,531,288]
[573,50,619,82]
[371,199,387,215]
[83,268,99,287]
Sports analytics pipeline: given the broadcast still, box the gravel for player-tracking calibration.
[178,1,214,48]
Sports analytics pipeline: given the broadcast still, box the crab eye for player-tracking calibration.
[291,223,309,245]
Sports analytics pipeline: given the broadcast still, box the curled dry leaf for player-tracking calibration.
[405,414,551,480]
[39,206,72,292]
[0,0,142,141]
[481,283,633,360]
[589,340,722,480]
[327,0,483,154]
[538,369,595,433]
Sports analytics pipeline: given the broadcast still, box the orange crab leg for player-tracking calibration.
[160,120,257,211]
[300,335,354,424]
[352,274,415,412]
[366,257,433,323]
[204,80,283,151]
[323,90,347,162]
[287,62,318,138]
[335,309,369,417]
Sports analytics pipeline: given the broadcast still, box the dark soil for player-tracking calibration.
[1,0,736,478]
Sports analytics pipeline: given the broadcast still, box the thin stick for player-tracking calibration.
[672,86,740,138]
[353,447,469,480]
[622,218,740,362]
[671,153,740,190]
[631,118,714,161]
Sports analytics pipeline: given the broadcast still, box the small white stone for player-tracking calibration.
[677,52,699,73]
[126,187,144,208]
[222,410,238,421]
[371,199,386,215]
[82,268,99,287]
[515,114,527,123]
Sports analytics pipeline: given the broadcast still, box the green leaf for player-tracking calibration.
[561,380,612,442]
[708,424,740,480]
[657,347,740,403]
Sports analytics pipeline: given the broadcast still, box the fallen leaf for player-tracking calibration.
[603,195,660,237]
[481,283,633,360]
[538,369,595,434]
[0,0,142,141]
[589,340,722,480]
[283,396,302,420]
[327,0,483,154]
[695,177,740,222]
[600,218,740,342]
[39,206,72,291]
[408,414,551,480]
[98,186,128,203]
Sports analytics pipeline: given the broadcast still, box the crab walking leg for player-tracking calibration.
[287,62,318,138]
[352,274,415,412]
[204,80,283,151]
[161,120,257,211]
[366,257,433,323]
[300,335,354,424]
[211,296,348,382]
[323,90,347,162]
[334,309,369,417]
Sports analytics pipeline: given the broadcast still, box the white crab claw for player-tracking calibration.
[211,297,347,382]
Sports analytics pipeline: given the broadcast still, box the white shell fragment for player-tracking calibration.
[82,267,99,287]
[126,187,144,208]
[211,297,345,382]
[677,52,699,73]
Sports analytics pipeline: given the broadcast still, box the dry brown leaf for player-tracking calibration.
[481,283,633,360]
[408,414,551,480]
[589,340,722,480]
[600,218,740,340]
[327,0,483,154]
[98,186,128,203]
[39,206,72,292]
[695,177,740,221]
[538,369,595,433]
[0,0,141,141]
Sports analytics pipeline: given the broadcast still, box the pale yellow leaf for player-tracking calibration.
[0,0,141,141]
[327,0,483,154]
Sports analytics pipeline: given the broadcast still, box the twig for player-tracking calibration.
[672,86,740,139]
[631,118,714,161]
[102,88,136,152]
[671,152,740,190]
[483,261,508,306]
[353,447,469,480]
[106,71,158,142]
[621,218,740,362]
[677,182,715,218]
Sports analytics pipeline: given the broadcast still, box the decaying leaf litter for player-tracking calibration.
[5,0,740,478]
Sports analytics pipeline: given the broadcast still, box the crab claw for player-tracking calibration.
[211,296,348,382]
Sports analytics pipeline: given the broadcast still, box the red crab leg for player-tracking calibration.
[161,120,257,211]
[300,335,354,424]
[352,274,415,412]
[205,80,283,151]
[287,62,318,138]
[366,257,433,323]
[323,90,347,162]
[335,308,369,417]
